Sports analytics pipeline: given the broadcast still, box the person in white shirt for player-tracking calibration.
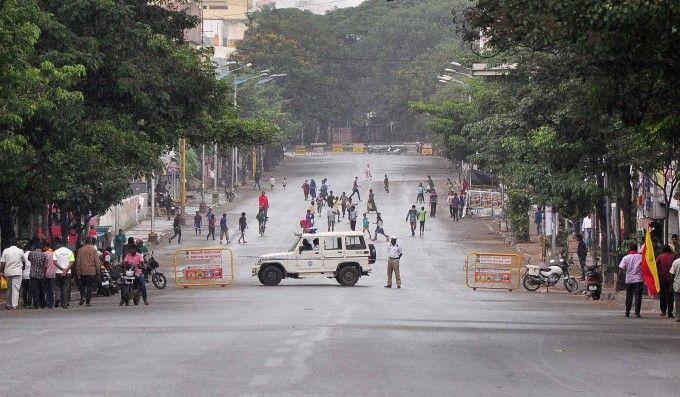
[669,258,680,322]
[385,238,403,289]
[581,213,593,249]
[21,248,32,308]
[0,240,25,310]
[269,176,276,191]
[52,240,75,309]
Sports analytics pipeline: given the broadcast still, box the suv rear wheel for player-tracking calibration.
[260,266,283,286]
[336,265,360,286]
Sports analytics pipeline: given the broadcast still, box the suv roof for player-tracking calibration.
[300,231,366,239]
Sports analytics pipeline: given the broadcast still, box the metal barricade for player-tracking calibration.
[173,248,235,288]
[352,143,365,154]
[465,253,522,291]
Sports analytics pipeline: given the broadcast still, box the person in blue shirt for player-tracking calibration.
[219,213,229,244]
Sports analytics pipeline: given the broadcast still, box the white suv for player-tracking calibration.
[252,231,376,286]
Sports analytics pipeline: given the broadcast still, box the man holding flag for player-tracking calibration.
[619,242,644,318]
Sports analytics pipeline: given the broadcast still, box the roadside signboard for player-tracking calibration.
[173,248,234,288]
[465,253,522,291]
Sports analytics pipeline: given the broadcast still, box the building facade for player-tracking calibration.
[184,0,249,58]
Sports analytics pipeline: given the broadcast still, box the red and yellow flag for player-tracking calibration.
[640,228,660,296]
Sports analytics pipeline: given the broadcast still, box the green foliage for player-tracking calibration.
[507,189,530,242]
[234,0,470,143]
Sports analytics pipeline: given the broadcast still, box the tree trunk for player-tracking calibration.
[619,173,635,239]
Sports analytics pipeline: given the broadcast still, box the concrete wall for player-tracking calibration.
[97,194,148,232]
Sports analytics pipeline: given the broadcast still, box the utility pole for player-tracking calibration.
[200,144,206,212]
[148,172,157,243]
[213,143,219,204]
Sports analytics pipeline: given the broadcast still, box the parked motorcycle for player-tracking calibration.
[523,255,579,292]
[584,262,602,300]
[143,252,167,289]
[225,187,235,203]
[120,268,141,306]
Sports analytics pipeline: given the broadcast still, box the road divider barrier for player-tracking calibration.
[173,248,235,288]
[352,143,365,154]
[331,143,344,153]
[465,252,522,291]
[293,145,307,154]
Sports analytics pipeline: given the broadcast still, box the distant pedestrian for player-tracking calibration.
[219,213,229,244]
[372,213,389,242]
[269,176,276,191]
[668,256,680,322]
[384,175,389,193]
[0,240,25,310]
[309,179,317,199]
[416,183,425,203]
[426,175,434,192]
[238,212,248,244]
[459,194,466,218]
[76,237,99,307]
[21,247,31,307]
[305,209,315,227]
[114,229,126,263]
[282,178,287,190]
[367,189,377,213]
[349,177,361,201]
[534,207,543,235]
[169,214,182,244]
[582,213,592,248]
[52,239,74,308]
[194,211,202,235]
[619,242,643,318]
[406,205,418,236]
[326,190,336,208]
[656,245,675,318]
[256,208,267,236]
[340,192,348,218]
[302,180,310,200]
[326,206,337,232]
[362,213,372,239]
[446,178,454,192]
[364,164,372,180]
[429,189,438,217]
[206,213,216,240]
[348,206,358,231]
[385,237,402,289]
[418,206,427,237]
[576,234,588,280]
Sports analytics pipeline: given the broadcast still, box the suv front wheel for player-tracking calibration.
[336,265,360,286]
[260,265,283,286]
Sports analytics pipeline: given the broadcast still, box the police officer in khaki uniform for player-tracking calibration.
[385,238,403,288]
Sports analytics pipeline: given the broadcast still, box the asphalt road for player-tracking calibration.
[1,154,679,396]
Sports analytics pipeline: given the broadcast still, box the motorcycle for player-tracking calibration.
[225,187,235,203]
[143,252,167,289]
[584,262,602,300]
[523,255,579,292]
[97,267,118,296]
[120,268,141,306]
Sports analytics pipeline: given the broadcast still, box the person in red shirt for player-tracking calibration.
[656,245,676,318]
[258,192,269,217]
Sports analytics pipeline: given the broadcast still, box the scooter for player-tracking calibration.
[523,254,579,292]
[584,262,602,300]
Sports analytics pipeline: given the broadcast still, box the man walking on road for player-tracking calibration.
[406,205,418,236]
[619,242,643,318]
[169,213,182,244]
[302,180,310,200]
[656,245,675,318]
[206,213,216,241]
[0,240,25,310]
[349,177,361,201]
[429,189,438,217]
[194,211,202,236]
[372,213,389,242]
[418,207,427,237]
[219,213,229,244]
[340,192,348,218]
[76,237,99,307]
[238,212,248,244]
[348,206,358,231]
[385,238,402,289]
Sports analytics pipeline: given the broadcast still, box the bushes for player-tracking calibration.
[507,189,530,242]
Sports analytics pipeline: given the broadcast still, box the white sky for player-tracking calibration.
[274,0,365,13]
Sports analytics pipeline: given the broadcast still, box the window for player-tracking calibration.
[345,236,366,250]
[325,237,342,251]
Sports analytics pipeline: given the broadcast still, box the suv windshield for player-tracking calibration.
[289,236,302,252]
